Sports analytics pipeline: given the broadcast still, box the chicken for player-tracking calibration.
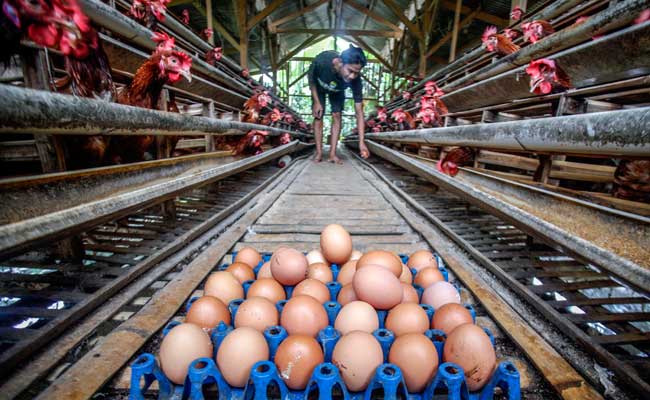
[234,130,268,156]
[201,28,212,41]
[128,0,170,30]
[482,26,520,56]
[525,58,571,95]
[376,107,387,123]
[105,42,192,163]
[181,9,189,24]
[510,6,523,21]
[260,107,283,126]
[613,160,650,203]
[503,28,521,41]
[206,46,222,65]
[521,20,554,44]
[402,91,411,100]
[391,108,415,130]
[416,82,447,128]
[437,147,475,176]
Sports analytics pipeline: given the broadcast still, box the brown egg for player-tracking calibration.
[293,278,330,304]
[274,335,324,390]
[336,260,357,286]
[280,295,328,337]
[247,278,286,304]
[388,333,439,393]
[257,261,272,279]
[306,249,328,265]
[334,301,379,334]
[216,327,270,387]
[185,296,231,331]
[271,247,308,285]
[337,283,358,306]
[204,271,244,305]
[407,250,438,271]
[443,324,496,391]
[234,296,279,332]
[414,267,445,289]
[234,247,262,269]
[399,263,413,284]
[159,323,213,384]
[385,303,429,336]
[432,303,473,335]
[356,250,402,277]
[320,224,353,264]
[349,250,363,261]
[332,331,383,391]
[421,281,461,309]
[226,262,256,284]
[352,264,402,310]
[401,283,419,303]
[307,262,334,284]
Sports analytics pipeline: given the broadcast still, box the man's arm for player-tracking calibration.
[352,78,369,158]
[308,63,323,119]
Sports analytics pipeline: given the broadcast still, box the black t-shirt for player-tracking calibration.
[308,50,363,103]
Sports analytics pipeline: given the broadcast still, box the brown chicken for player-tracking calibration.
[437,147,475,177]
[521,20,555,44]
[482,26,520,56]
[613,160,650,203]
[104,45,192,163]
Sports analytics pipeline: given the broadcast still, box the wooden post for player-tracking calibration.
[273,68,277,94]
[238,0,248,69]
[285,64,290,104]
[448,0,462,62]
[204,101,216,152]
[206,0,215,45]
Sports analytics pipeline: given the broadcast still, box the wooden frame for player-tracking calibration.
[275,28,402,38]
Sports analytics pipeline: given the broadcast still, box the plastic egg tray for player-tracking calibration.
[129,253,521,399]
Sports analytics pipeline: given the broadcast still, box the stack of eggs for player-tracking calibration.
[149,223,503,397]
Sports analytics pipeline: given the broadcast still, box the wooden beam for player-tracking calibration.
[237,0,248,68]
[440,0,508,26]
[169,0,193,6]
[425,8,480,58]
[289,68,310,88]
[269,0,329,31]
[361,73,380,91]
[192,1,240,50]
[247,0,284,31]
[345,35,392,70]
[276,28,401,38]
[448,0,462,62]
[289,57,381,63]
[381,0,423,40]
[343,0,402,32]
[276,34,325,70]
[205,0,214,45]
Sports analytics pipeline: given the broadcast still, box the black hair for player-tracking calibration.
[341,45,367,67]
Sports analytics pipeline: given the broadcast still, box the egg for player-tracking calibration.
[234,296,279,332]
[320,224,353,264]
[443,324,496,391]
[292,278,330,304]
[247,278,286,304]
[216,327,270,387]
[257,261,272,278]
[421,281,461,309]
[399,263,413,284]
[307,262,334,284]
[226,262,256,283]
[432,303,473,334]
[337,283,358,305]
[334,301,379,334]
[336,260,357,285]
[414,267,444,289]
[332,331,383,391]
[388,333,439,393]
[270,247,308,285]
[306,249,328,265]
[407,250,438,271]
[185,296,231,331]
[400,283,419,303]
[234,247,262,269]
[352,264,402,310]
[159,323,213,384]
[356,250,402,277]
[274,335,324,390]
[280,295,328,337]
[204,271,244,305]
[349,250,363,261]
[384,303,429,336]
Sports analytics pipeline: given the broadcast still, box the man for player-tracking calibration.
[308,45,370,163]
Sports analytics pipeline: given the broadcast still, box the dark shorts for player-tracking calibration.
[315,87,345,114]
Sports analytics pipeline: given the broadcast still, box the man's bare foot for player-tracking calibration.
[313,154,322,163]
[328,156,343,164]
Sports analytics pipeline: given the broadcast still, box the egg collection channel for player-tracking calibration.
[130,224,521,399]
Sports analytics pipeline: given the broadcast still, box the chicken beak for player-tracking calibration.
[181,70,192,82]
[530,76,543,93]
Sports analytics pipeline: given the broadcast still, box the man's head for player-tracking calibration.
[339,45,367,82]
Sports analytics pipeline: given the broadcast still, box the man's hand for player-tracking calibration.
[359,141,369,159]
[312,102,324,119]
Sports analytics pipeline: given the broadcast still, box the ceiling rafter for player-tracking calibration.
[343,0,402,32]
[192,1,240,50]
[268,0,330,32]
[439,0,509,26]
[247,0,284,31]
[276,28,401,38]
[276,34,328,70]
[345,35,392,70]
[425,7,481,58]
[381,0,423,40]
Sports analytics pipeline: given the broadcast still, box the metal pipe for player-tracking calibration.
[0,85,310,137]
[363,106,650,157]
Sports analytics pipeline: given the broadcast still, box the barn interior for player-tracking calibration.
[0,0,649,399]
